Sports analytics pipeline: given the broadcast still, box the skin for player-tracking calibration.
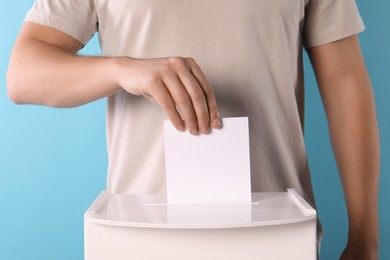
[308,35,379,260]
[7,23,379,259]
[7,22,221,135]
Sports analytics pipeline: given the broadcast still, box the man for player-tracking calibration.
[7,0,379,258]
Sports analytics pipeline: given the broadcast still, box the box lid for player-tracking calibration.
[84,189,316,229]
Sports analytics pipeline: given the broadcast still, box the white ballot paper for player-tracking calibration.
[164,117,251,205]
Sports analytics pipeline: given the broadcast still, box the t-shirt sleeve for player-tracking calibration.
[24,0,98,46]
[303,0,365,48]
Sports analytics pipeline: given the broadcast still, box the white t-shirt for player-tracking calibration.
[25,0,365,242]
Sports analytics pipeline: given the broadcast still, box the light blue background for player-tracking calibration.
[0,1,388,259]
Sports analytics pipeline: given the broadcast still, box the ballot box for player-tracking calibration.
[84,189,316,260]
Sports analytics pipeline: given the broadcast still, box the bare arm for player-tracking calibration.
[308,35,379,260]
[7,22,220,134]
[7,23,121,108]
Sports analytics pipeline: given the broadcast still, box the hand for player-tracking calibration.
[114,56,221,135]
[340,242,378,260]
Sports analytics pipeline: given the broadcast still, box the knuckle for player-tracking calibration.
[168,56,186,67]
[206,82,214,91]
[209,106,220,119]
[144,73,160,85]
[208,101,219,113]
[176,94,191,106]
[198,112,210,123]
[185,57,196,64]
[202,84,214,95]
[210,111,219,120]
[192,89,205,101]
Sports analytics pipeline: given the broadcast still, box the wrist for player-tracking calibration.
[342,242,378,260]
[346,231,378,257]
[107,56,130,92]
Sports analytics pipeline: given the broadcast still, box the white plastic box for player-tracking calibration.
[84,189,316,260]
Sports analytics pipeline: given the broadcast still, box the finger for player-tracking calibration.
[147,80,185,132]
[187,59,221,129]
[177,69,211,134]
[163,74,200,135]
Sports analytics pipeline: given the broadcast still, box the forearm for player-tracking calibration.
[7,38,121,107]
[308,36,380,258]
[322,75,379,250]
[7,21,221,133]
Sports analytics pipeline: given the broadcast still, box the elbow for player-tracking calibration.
[7,71,69,108]
[7,74,66,108]
[6,66,48,106]
[6,68,26,105]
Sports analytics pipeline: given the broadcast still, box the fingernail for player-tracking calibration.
[201,127,211,134]
[212,118,221,128]
[190,128,200,135]
[178,124,186,132]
